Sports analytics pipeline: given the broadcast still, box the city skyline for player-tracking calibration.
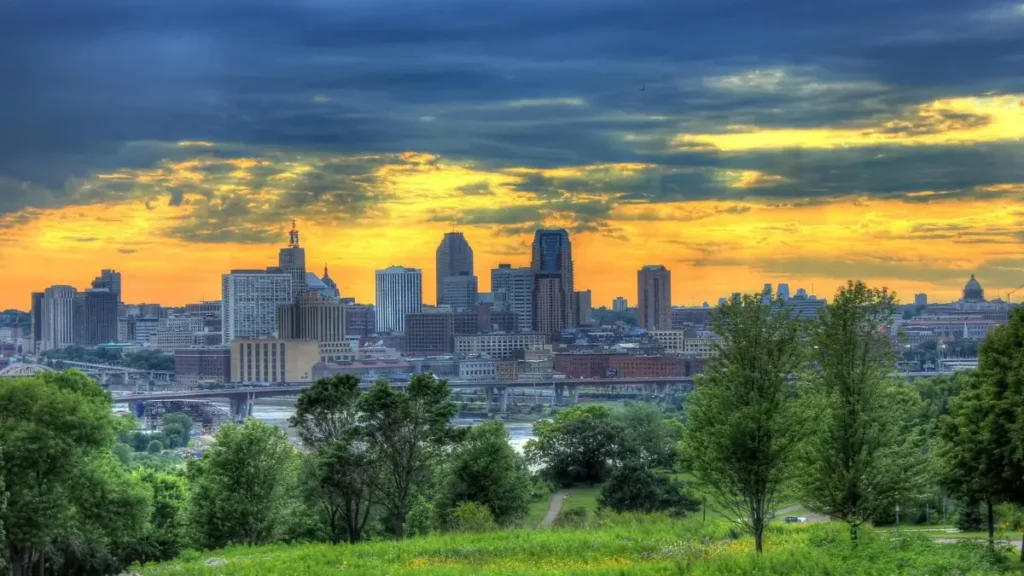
[1,1,1022,309]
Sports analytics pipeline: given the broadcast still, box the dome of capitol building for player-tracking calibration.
[962,274,985,302]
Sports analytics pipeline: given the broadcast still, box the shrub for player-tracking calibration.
[553,506,588,529]
[449,502,498,533]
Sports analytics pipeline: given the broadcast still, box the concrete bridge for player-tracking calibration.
[44,360,175,385]
[113,376,698,420]
[111,370,952,421]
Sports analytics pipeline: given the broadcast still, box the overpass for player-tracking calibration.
[45,360,175,384]
[113,376,698,420]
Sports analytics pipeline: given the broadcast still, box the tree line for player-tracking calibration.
[681,280,1024,557]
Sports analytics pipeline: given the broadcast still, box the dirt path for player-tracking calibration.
[539,489,570,528]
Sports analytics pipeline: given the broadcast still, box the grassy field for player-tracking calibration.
[138,517,1017,575]
[557,484,605,519]
[525,492,555,528]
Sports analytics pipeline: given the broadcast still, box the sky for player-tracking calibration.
[0,0,1022,310]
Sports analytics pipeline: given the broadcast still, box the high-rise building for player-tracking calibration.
[30,291,43,352]
[82,288,118,345]
[221,269,293,344]
[343,304,376,337]
[91,269,122,302]
[41,285,77,351]
[435,232,474,306]
[230,338,319,384]
[405,310,457,355]
[376,266,422,333]
[574,290,593,325]
[440,274,478,311]
[638,265,672,330]
[277,293,347,345]
[279,220,307,301]
[531,229,575,335]
[321,265,341,300]
[914,293,928,306]
[612,297,628,312]
[491,264,533,332]
[777,283,790,300]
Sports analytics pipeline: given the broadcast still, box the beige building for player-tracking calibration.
[454,333,547,360]
[230,338,319,384]
[684,336,720,358]
[648,330,688,353]
[319,340,356,363]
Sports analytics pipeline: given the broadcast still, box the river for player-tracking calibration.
[211,402,538,452]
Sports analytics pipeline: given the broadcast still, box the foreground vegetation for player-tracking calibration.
[138,518,1014,575]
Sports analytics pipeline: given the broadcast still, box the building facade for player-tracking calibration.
[440,274,478,311]
[375,266,422,333]
[454,333,548,360]
[91,269,122,302]
[612,297,628,312]
[435,232,475,306]
[405,311,456,355]
[230,338,319,383]
[221,270,293,344]
[638,265,672,330]
[81,289,118,346]
[491,264,533,332]
[277,293,347,344]
[343,304,376,337]
[41,285,77,351]
[574,290,593,326]
[174,347,231,385]
[30,291,43,352]
[531,229,575,335]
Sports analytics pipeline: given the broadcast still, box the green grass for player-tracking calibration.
[137,518,1017,575]
[558,484,604,519]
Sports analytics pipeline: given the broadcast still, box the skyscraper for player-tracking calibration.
[491,264,533,333]
[613,297,628,312]
[435,232,475,306]
[41,285,77,351]
[777,283,791,300]
[91,269,122,302]
[277,292,347,348]
[30,291,43,352]
[440,275,478,310]
[82,288,118,345]
[221,269,293,343]
[279,220,307,301]
[531,229,575,335]
[574,290,593,325]
[638,265,672,330]
[375,266,422,333]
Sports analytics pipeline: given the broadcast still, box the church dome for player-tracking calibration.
[963,274,985,302]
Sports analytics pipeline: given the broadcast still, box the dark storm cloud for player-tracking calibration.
[2,0,1024,232]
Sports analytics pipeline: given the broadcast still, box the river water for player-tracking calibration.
[211,402,537,452]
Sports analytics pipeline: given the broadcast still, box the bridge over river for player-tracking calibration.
[113,371,950,421]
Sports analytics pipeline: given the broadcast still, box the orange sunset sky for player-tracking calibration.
[0,1,1022,309]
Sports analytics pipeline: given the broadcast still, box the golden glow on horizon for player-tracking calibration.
[1,145,1020,309]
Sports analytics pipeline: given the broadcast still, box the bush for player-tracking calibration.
[598,461,701,516]
[147,440,164,454]
[957,499,983,532]
[406,497,435,537]
[553,506,588,529]
[449,502,498,533]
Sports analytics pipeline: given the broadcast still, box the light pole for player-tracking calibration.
[895,503,901,538]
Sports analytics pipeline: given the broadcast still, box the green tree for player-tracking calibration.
[161,413,192,448]
[524,405,623,487]
[290,374,362,448]
[0,371,119,575]
[126,469,189,563]
[301,441,376,544]
[940,369,1003,547]
[800,281,929,543]
[682,293,808,553]
[147,440,164,454]
[598,460,700,516]
[358,374,458,539]
[440,421,531,528]
[188,419,296,548]
[615,403,682,468]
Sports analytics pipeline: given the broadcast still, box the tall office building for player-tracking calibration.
[221,269,293,344]
[440,274,478,311]
[30,291,43,352]
[574,290,593,326]
[82,288,119,345]
[91,269,122,302]
[41,285,77,351]
[343,304,376,337]
[613,297,628,312]
[638,265,672,330]
[277,293,347,344]
[375,266,422,333]
[279,220,307,301]
[531,229,575,335]
[491,264,533,332]
[436,232,475,306]
[914,293,928,306]
[777,283,791,300]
